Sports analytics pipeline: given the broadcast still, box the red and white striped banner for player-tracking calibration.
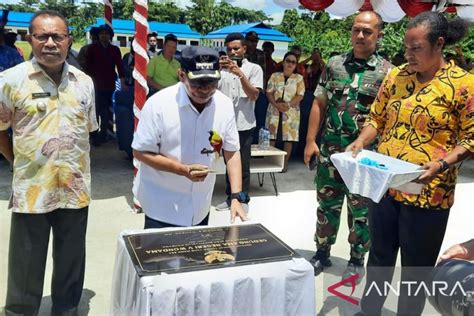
[104,0,113,27]
[132,0,149,212]
[133,0,149,118]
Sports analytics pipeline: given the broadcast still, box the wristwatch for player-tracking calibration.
[230,192,248,203]
[438,159,449,172]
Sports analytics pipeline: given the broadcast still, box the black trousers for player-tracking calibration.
[360,197,449,316]
[225,128,254,198]
[96,90,114,137]
[5,207,89,316]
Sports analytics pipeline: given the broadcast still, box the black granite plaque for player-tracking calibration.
[123,224,298,276]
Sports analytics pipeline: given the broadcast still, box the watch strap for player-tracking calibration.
[438,159,449,172]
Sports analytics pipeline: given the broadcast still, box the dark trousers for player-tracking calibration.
[360,197,449,316]
[253,92,268,143]
[95,90,114,138]
[5,207,88,316]
[144,214,209,229]
[225,128,254,198]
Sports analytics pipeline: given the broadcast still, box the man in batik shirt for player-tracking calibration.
[0,10,97,315]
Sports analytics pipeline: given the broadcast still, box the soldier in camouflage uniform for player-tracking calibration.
[304,11,392,281]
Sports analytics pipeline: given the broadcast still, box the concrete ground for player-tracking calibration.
[0,141,473,316]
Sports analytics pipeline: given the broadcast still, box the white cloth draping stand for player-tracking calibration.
[110,228,316,316]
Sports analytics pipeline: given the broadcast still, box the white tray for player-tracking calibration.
[330,150,424,203]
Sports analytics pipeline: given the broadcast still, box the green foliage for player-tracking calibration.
[458,27,474,60]
[149,2,186,24]
[69,2,103,44]
[278,10,353,59]
[278,9,474,62]
[112,0,134,20]
[378,18,408,59]
[1,0,271,41]
[0,0,38,13]
[185,0,270,35]
[3,0,471,61]
[185,0,215,35]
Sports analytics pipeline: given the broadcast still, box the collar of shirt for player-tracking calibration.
[343,50,379,69]
[28,58,78,85]
[158,53,176,64]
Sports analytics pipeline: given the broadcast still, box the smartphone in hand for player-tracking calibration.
[309,154,318,171]
[230,57,243,67]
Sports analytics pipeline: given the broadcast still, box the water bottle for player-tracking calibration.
[260,128,270,150]
[258,128,264,149]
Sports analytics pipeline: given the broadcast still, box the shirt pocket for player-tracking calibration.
[325,80,345,102]
[357,80,380,113]
[13,98,49,135]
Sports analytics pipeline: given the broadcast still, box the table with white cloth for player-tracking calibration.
[110,227,315,316]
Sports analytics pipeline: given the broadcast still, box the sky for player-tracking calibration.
[2,0,288,24]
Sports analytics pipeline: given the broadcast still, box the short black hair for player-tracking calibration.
[225,32,245,45]
[283,51,298,61]
[407,11,469,48]
[164,33,177,44]
[262,41,274,50]
[147,32,158,39]
[29,10,69,34]
[89,26,99,36]
[291,45,302,52]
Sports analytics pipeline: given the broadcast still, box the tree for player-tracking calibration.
[69,2,103,43]
[149,2,186,24]
[0,0,39,12]
[112,0,134,20]
[185,0,270,35]
[186,0,217,35]
[39,0,77,18]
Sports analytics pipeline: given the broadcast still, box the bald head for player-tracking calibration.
[351,11,383,59]
[355,11,383,31]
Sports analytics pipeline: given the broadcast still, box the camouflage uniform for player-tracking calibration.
[313,51,392,260]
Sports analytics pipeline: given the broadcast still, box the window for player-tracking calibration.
[178,40,186,45]
[18,30,27,41]
[117,36,127,47]
[190,41,199,46]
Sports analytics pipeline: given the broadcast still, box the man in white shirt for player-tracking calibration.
[217,32,263,211]
[133,46,247,228]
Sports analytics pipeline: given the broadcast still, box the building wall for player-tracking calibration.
[270,41,290,60]
[3,27,29,41]
[88,33,200,48]
[209,38,289,60]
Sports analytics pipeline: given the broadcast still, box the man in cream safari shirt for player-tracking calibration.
[0,10,97,316]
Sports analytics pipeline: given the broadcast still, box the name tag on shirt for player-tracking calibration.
[32,92,51,99]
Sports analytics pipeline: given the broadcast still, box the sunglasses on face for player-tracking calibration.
[188,78,219,89]
[284,59,297,65]
[32,33,69,43]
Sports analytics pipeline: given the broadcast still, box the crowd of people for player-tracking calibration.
[0,8,472,316]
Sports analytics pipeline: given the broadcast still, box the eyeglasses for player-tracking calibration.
[32,33,70,43]
[284,59,297,65]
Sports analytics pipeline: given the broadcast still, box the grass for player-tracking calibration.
[16,41,31,59]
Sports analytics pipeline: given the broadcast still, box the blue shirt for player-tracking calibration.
[0,45,23,72]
